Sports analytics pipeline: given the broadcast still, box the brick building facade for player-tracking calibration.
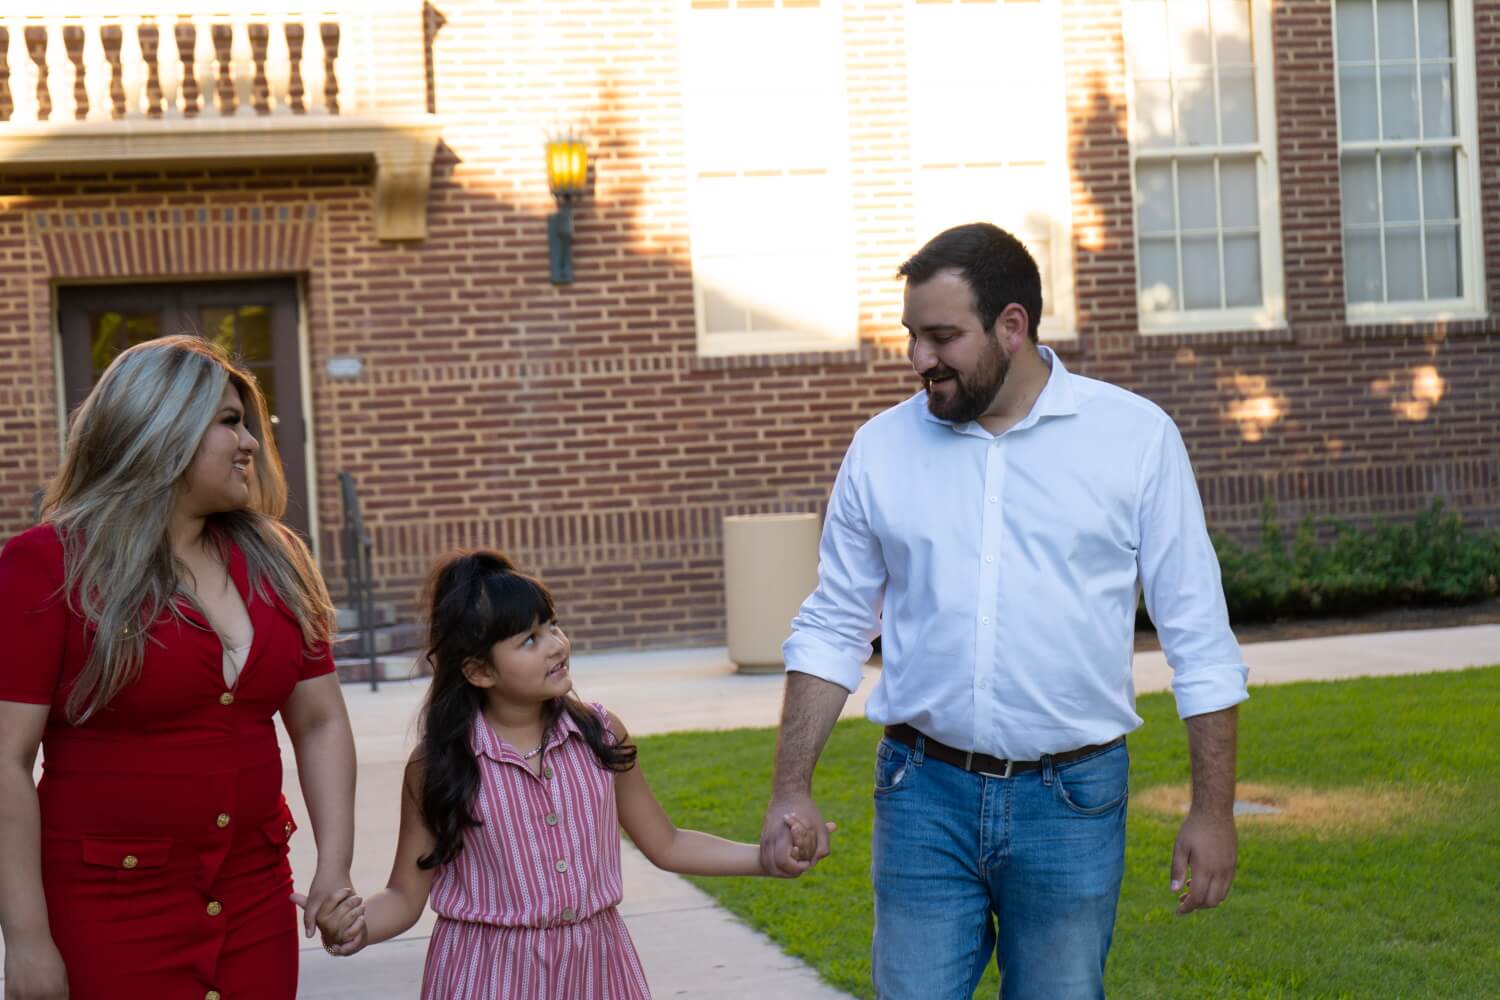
[1,0,1495,650]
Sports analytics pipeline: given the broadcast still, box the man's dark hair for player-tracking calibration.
[897,223,1043,342]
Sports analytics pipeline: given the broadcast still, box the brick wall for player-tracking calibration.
[0,0,1495,651]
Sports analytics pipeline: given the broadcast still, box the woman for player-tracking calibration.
[0,336,356,999]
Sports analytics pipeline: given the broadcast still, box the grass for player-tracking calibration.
[633,666,1500,999]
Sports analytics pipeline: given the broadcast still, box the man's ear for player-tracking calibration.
[461,656,496,688]
[993,302,1031,351]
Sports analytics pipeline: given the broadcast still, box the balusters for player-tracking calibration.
[0,28,10,123]
[0,14,353,125]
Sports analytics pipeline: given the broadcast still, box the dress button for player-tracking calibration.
[216,813,231,829]
[561,907,575,922]
[554,859,568,873]
[284,822,293,836]
[219,692,234,706]
[122,855,139,869]
[206,900,223,917]
[206,992,222,1000]
[545,813,559,826]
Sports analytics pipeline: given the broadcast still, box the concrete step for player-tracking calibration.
[333,654,432,685]
[334,602,396,631]
[334,621,423,657]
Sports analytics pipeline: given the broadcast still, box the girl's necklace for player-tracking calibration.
[521,737,547,760]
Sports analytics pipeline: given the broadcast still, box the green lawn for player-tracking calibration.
[634,666,1500,999]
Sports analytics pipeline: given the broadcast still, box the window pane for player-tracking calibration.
[1129,0,1172,74]
[1182,235,1222,308]
[1420,64,1454,137]
[1339,66,1380,140]
[1134,80,1176,147]
[1213,0,1253,64]
[1136,163,1177,233]
[1345,230,1384,301]
[1380,65,1420,139]
[248,365,277,422]
[1169,0,1215,67]
[1220,157,1260,228]
[1382,152,1420,223]
[1376,0,1416,60]
[1384,227,1424,299]
[1336,0,1377,61]
[1341,154,1381,224]
[1417,0,1451,58]
[1179,161,1218,230]
[1219,69,1257,144]
[1420,149,1457,220]
[1139,237,1180,313]
[1176,73,1217,145]
[1223,234,1262,306]
[89,311,160,376]
[1424,223,1460,297]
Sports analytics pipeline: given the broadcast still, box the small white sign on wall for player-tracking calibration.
[326,356,363,379]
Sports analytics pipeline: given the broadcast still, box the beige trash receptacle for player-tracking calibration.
[723,513,821,673]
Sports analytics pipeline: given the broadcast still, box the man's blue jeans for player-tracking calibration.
[871,734,1129,1000]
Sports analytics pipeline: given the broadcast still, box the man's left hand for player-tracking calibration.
[1170,808,1236,915]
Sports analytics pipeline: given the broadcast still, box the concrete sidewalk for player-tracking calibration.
[286,624,1499,998]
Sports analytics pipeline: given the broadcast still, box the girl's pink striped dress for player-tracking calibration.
[421,705,652,999]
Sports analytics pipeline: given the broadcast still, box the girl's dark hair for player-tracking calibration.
[415,549,637,869]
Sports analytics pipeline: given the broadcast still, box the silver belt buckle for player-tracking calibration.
[966,750,1014,779]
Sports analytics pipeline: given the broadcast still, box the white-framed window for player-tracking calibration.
[906,0,1077,340]
[1334,0,1483,321]
[680,0,858,357]
[1124,0,1285,333]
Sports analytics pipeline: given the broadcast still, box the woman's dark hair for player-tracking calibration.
[897,222,1043,341]
[415,548,637,869]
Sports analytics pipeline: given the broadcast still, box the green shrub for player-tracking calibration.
[1203,500,1500,624]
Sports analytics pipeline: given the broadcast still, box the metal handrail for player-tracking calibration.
[338,470,378,691]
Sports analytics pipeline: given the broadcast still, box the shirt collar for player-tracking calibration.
[918,343,1079,433]
[471,702,584,765]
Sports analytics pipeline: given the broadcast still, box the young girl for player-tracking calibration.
[305,550,824,998]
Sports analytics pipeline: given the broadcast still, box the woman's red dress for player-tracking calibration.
[0,524,333,1000]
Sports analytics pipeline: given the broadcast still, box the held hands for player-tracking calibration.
[758,793,835,877]
[290,885,369,958]
[1170,807,1237,916]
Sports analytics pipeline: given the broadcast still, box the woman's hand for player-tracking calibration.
[292,864,354,941]
[4,931,69,999]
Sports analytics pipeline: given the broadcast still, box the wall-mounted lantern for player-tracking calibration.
[545,132,588,284]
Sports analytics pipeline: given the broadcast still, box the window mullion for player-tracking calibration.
[1172,158,1186,308]
[1374,153,1389,302]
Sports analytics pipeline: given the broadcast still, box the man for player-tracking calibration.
[758,223,1248,999]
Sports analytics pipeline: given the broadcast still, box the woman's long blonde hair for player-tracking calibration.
[41,335,334,723]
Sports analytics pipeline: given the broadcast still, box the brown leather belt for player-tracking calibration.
[884,724,1123,779]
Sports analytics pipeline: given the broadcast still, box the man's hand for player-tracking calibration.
[3,931,69,999]
[1170,807,1236,915]
[759,793,832,877]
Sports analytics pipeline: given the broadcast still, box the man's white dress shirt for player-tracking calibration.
[783,346,1249,760]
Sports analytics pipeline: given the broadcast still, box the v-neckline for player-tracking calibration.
[177,539,261,687]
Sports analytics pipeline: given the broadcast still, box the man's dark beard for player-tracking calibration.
[922,339,1009,423]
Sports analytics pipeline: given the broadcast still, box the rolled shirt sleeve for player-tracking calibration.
[1136,419,1250,719]
[782,435,887,693]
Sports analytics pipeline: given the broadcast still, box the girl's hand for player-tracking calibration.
[781,813,837,868]
[3,931,69,999]
[293,865,355,940]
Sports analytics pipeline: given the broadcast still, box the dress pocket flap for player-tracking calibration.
[262,804,298,845]
[81,837,172,870]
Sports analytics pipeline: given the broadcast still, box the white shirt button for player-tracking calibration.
[988,496,998,503]
[985,556,994,563]
[981,617,991,625]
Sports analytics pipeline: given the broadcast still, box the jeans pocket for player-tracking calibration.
[1052,744,1129,816]
[874,737,913,795]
